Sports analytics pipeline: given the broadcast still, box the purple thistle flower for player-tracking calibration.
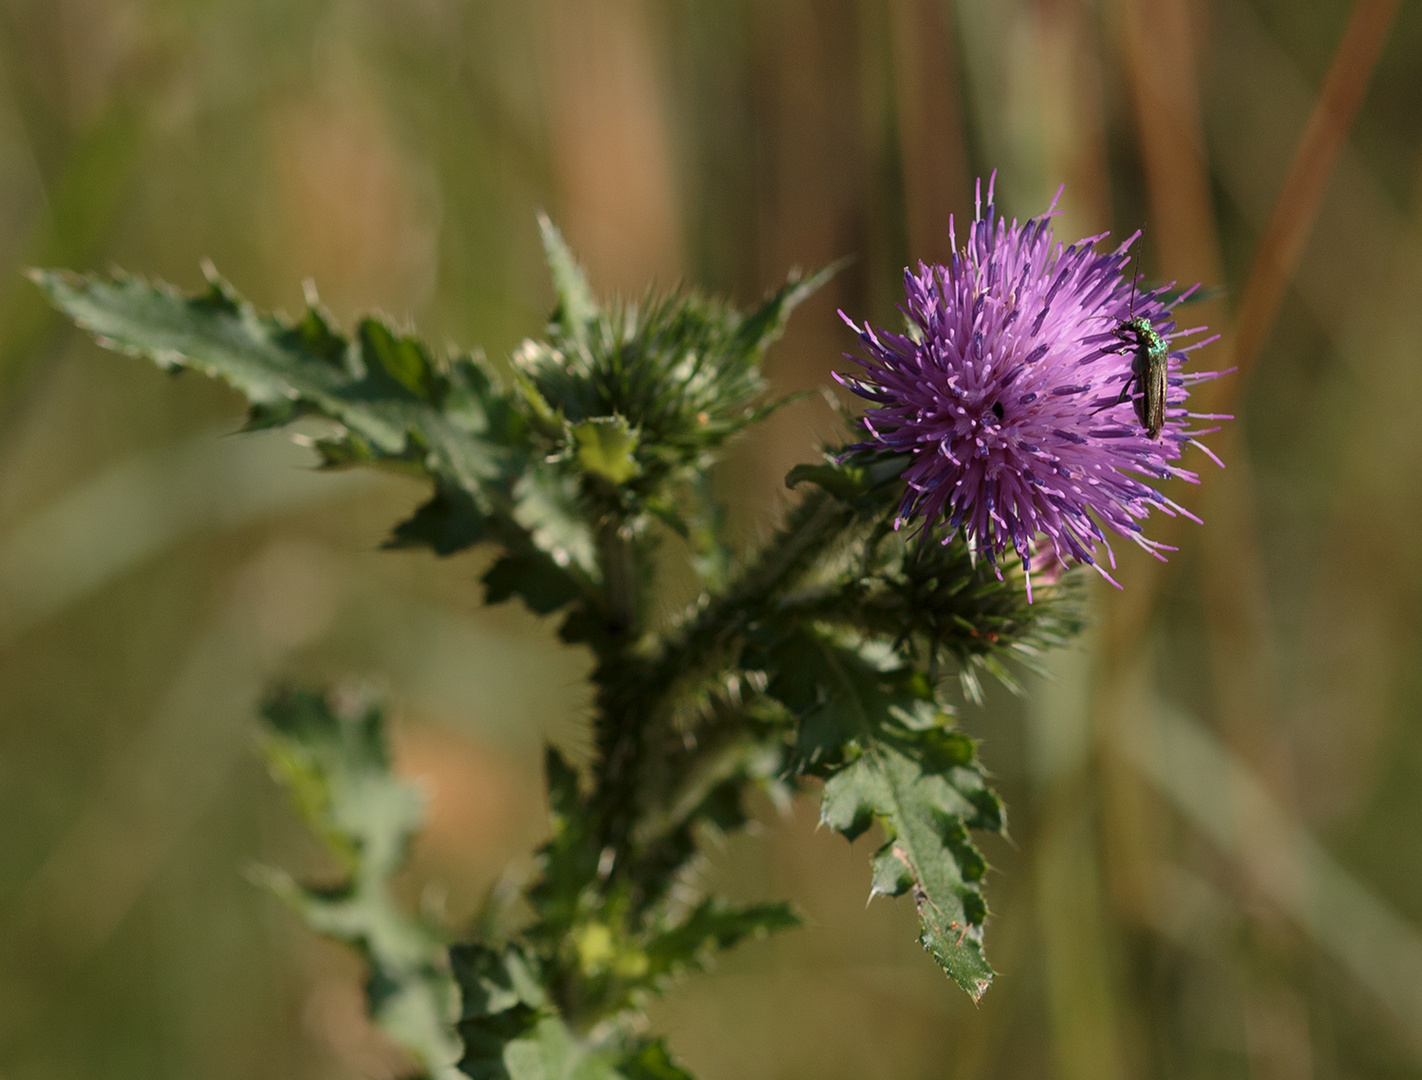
[836,175,1228,597]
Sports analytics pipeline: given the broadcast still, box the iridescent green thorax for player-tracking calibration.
[1114,316,1169,439]
[1122,316,1167,359]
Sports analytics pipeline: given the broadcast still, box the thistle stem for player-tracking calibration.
[588,488,854,878]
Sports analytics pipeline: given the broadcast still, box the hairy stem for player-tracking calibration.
[586,489,854,894]
[598,516,641,637]
[651,490,852,692]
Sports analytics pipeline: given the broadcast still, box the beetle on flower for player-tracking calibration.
[836,175,1228,597]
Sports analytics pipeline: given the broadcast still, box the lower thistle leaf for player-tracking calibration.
[457,1004,628,1080]
[257,686,462,1078]
[822,744,995,997]
[756,627,1002,997]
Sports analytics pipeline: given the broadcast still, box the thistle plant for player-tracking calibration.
[35,181,1221,1080]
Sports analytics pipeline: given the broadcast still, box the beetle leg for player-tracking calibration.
[1115,371,1136,406]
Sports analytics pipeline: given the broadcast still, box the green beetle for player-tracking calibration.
[1110,273,1169,439]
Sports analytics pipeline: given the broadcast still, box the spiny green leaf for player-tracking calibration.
[618,1040,694,1080]
[33,266,500,502]
[33,266,601,623]
[754,628,1001,998]
[361,316,441,402]
[483,555,583,615]
[258,686,462,1080]
[502,1016,627,1080]
[511,469,599,578]
[459,1009,628,1080]
[451,944,547,1019]
[754,627,937,773]
[457,1005,540,1080]
[260,686,423,879]
[386,484,488,555]
[643,898,799,981]
[731,259,845,359]
[287,295,349,367]
[539,214,600,347]
[820,744,995,997]
[574,416,642,485]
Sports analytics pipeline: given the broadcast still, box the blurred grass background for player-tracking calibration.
[1,0,1421,1078]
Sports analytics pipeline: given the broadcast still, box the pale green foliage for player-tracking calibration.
[255,687,462,1080]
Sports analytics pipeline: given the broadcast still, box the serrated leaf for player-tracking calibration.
[618,1040,693,1080]
[574,416,641,485]
[644,898,798,981]
[42,272,383,449]
[361,317,440,402]
[539,214,599,346]
[755,628,1000,998]
[308,429,377,469]
[504,1017,627,1080]
[386,484,489,555]
[450,942,704,1080]
[34,267,604,619]
[758,628,936,773]
[258,686,462,1079]
[731,260,844,360]
[288,297,349,367]
[450,944,547,1019]
[483,555,583,615]
[261,686,424,879]
[457,1005,540,1080]
[820,744,994,996]
[242,397,300,431]
[34,268,504,510]
[511,468,599,578]
[459,1010,627,1080]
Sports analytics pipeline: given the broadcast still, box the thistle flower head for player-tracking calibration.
[836,176,1226,595]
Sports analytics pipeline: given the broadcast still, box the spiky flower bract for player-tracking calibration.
[836,176,1225,594]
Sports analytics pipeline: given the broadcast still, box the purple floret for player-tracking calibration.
[836,175,1227,597]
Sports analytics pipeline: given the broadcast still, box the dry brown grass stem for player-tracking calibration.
[1227,0,1404,398]
[1104,0,1402,655]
